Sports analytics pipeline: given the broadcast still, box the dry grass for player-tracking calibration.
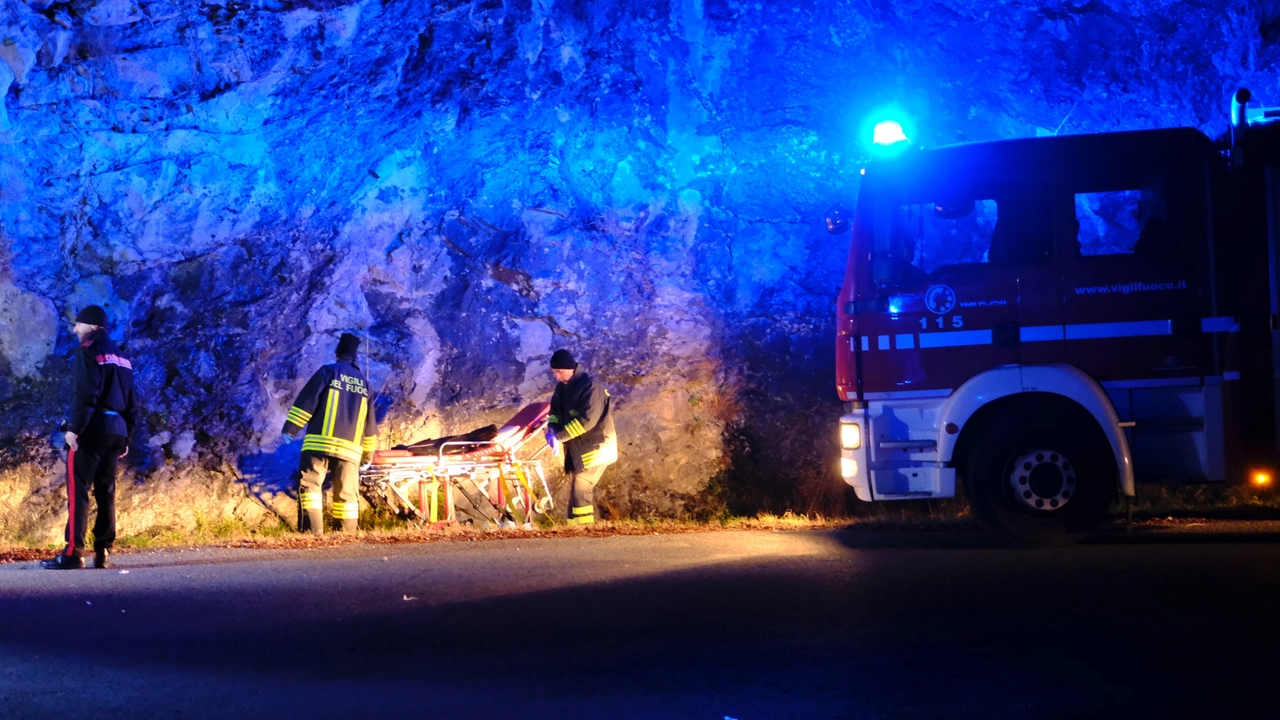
[1126,482,1280,518]
[116,512,292,548]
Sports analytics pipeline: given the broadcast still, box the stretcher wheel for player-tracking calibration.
[535,496,554,514]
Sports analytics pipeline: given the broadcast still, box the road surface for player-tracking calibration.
[1,527,1278,718]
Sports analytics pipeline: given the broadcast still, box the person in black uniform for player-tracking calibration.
[282,333,378,534]
[546,349,617,524]
[42,305,136,570]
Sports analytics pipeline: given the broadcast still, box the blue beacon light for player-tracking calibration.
[862,109,913,156]
[873,120,909,146]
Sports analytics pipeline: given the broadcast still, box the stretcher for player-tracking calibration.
[359,402,555,529]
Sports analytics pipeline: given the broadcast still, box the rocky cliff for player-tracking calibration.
[1,0,1277,541]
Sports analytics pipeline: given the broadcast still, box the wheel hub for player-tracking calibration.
[1008,448,1076,512]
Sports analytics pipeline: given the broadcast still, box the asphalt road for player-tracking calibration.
[1,527,1278,719]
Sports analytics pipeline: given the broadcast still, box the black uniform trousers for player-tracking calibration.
[63,431,127,558]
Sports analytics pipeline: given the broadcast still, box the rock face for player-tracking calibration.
[1,0,1278,540]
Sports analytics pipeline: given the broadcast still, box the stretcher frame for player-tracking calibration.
[359,403,555,529]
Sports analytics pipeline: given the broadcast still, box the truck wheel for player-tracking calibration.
[963,403,1116,547]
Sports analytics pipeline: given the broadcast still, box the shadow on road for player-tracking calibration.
[1087,528,1280,545]
[832,526,1004,550]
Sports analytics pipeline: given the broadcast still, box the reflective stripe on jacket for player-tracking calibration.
[549,366,617,473]
[282,358,378,463]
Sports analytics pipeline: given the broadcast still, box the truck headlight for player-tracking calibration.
[840,422,862,449]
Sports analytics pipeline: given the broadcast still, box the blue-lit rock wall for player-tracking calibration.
[1,0,1278,537]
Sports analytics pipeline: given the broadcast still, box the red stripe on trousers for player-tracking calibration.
[64,447,75,556]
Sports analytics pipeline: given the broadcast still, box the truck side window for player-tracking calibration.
[922,198,998,270]
[878,198,996,276]
[1074,176,1168,257]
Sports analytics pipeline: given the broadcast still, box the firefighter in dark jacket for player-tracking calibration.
[546,349,617,524]
[42,305,136,570]
[282,333,378,534]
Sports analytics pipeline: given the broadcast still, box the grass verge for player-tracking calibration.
[4,482,1279,564]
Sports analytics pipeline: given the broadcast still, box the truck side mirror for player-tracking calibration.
[825,206,850,235]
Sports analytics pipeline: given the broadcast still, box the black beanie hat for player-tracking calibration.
[550,349,577,370]
[336,332,361,358]
[74,305,108,327]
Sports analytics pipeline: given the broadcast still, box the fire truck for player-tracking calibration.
[829,90,1280,546]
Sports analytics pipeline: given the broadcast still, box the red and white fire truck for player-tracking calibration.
[830,90,1280,546]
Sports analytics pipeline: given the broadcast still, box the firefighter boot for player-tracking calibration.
[299,491,324,536]
[305,509,325,536]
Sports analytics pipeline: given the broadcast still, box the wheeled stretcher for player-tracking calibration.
[359,402,555,528]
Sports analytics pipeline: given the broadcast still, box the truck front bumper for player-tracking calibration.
[839,397,956,502]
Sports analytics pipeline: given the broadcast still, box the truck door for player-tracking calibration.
[854,194,1020,397]
[856,184,1072,395]
[1060,173,1213,481]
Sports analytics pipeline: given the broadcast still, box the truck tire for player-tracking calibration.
[963,400,1116,547]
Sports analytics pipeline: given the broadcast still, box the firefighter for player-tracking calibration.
[42,305,136,570]
[282,333,378,534]
[545,349,617,525]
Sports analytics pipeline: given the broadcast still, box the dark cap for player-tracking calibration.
[550,349,577,370]
[74,305,108,327]
[336,332,361,358]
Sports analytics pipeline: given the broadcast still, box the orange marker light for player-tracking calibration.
[1252,471,1272,487]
